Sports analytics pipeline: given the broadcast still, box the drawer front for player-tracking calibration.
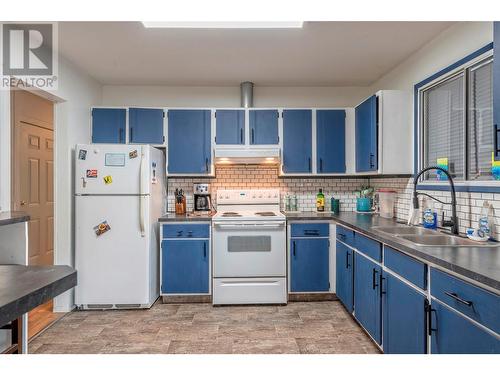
[336,225,354,246]
[355,232,382,262]
[431,268,500,334]
[384,246,427,290]
[290,223,329,238]
[162,224,210,239]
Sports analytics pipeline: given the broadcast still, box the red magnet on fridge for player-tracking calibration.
[86,169,98,178]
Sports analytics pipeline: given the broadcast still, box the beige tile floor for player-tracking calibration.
[29,301,380,354]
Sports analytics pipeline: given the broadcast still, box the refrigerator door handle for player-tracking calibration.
[139,146,146,237]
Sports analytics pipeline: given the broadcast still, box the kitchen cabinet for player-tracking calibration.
[282,109,312,173]
[354,253,382,344]
[335,240,353,313]
[91,108,126,144]
[249,109,279,145]
[167,109,212,174]
[429,300,500,354]
[382,272,427,354]
[161,239,210,294]
[354,90,411,174]
[289,223,329,293]
[494,22,500,160]
[215,109,245,145]
[355,95,378,172]
[129,107,164,144]
[316,110,346,173]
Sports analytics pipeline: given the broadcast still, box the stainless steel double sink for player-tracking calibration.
[372,225,497,247]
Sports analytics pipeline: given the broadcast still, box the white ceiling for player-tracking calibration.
[58,21,454,87]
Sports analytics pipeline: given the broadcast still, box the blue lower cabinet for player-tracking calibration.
[382,272,427,353]
[354,253,382,344]
[430,300,500,354]
[335,241,353,312]
[290,238,329,292]
[161,239,209,294]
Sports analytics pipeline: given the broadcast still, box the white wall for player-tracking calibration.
[102,85,370,108]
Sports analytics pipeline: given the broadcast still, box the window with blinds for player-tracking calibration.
[468,60,493,181]
[420,55,494,183]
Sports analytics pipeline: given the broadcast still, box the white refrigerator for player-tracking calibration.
[74,144,166,309]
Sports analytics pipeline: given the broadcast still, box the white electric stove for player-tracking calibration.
[212,189,287,305]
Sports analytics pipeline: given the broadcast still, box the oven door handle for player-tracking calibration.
[215,223,284,229]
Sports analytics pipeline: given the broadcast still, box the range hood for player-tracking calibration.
[214,147,280,165]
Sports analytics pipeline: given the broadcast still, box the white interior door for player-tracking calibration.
[75,195,150,306]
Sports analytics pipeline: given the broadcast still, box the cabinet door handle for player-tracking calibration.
[338,233,346,241]
[380,274,386,296]
[187,230,193,237]
[119,128,124,143]
[205,158,209,172]
[369,153,375,169]
[427,304,437,336]
[319,158,323,172]
[251,128,255,144]
[240,128,244,144]
[177,230,183,236]
[345,251,350,268]
[293,241,296,257]
[444,292,473,307]
[308,157,311,172]
[304,229,319,236]
[372,268,379,289]
[203,242,207,258]
[130,127,133,142]
[495,124,500,158]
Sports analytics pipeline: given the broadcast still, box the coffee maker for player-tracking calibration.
[193,183,212,212]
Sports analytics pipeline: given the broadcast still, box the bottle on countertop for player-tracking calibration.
[478,201,493,239]
[316,189,325,212]
[422,198,437,229]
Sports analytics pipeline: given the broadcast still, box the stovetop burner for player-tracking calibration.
[255,212,277,216]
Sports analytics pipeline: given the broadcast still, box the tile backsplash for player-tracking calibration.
[167,165,500,240]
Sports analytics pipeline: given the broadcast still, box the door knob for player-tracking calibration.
[20,200,26,206]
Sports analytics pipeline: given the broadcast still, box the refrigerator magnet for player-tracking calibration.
[94,220,111,237]
[78,149,87,160]
[129,149,138,159]
[86,169,98,178]
[103,175,113,184]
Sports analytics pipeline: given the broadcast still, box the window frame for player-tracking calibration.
[414,43,497,193]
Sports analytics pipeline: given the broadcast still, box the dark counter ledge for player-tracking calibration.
[285,211,500,293]
[0,265,77,327]
[159,213,213,222]
[0,211,30,227]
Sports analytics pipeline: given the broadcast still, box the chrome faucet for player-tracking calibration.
[412,166,459,235]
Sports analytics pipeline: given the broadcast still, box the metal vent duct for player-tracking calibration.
[240,81,254,108]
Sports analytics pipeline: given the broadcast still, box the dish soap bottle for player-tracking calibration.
[316,189,325,212]
[422,198,437,229]
[478,201,493,239]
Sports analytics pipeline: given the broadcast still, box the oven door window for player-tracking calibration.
[227,236,271,252]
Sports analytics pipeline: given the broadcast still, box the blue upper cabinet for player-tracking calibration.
[129,107,164,144]
[167,110,212,174]
[215,109,245,145]
[317,110,346,173]
[91,108,126,144]
[249,109,279,145]
[355,95,378,172]
[494,22,500,160]
[282,109,312,173]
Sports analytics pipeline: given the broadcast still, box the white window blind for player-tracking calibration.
[422,74,465,181]
[468,60,493,181]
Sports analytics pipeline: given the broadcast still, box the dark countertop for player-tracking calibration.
[159,212,214,222]
[286,211,500,293]
[0,265,77,327]
[0,211,30,227]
